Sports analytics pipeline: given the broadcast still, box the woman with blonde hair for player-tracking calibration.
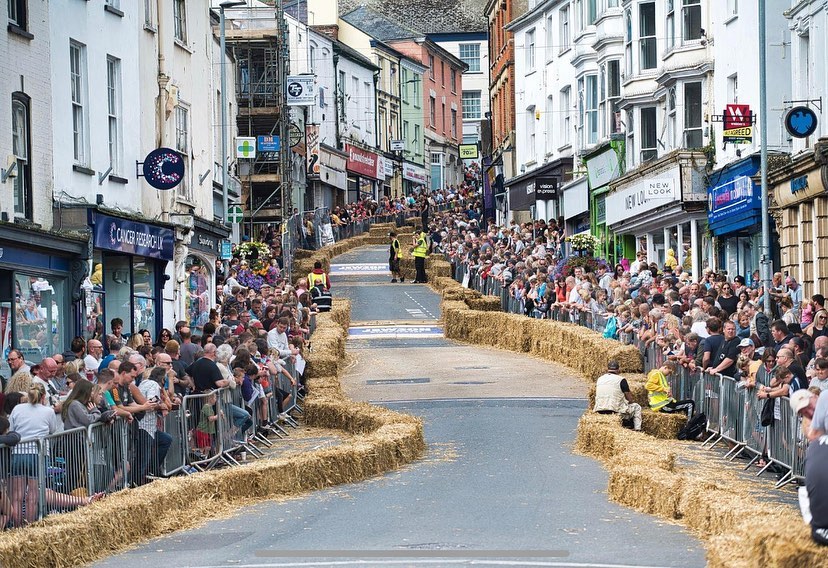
[5,371,33,395]
[126,333,144,350]
[806,309,828,340]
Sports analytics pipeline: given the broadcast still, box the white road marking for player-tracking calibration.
[190,561,674,568]
[404,291,437,319]
[349,325,444,339]
[329,263,390,275]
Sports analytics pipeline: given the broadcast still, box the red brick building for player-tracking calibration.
[485,0,527,215]
[389,38,467,190]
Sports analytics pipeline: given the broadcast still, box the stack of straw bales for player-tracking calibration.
[0,299,425,568]
[575,412,828,567]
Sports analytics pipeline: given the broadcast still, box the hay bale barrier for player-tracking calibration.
[427,262,828,567]
[575,413,828,567]
[0,299,425,568]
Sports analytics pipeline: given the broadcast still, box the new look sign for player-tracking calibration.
[605,169,680,226]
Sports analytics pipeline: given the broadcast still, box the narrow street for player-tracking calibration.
[95,246,704,568]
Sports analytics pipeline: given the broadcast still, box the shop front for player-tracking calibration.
[562,177,589,241]
[183,220,230,332]
[345,143,382,203]
[403,161,428,194]
[585,142,632,264]
[314,144,348,209]
[0,224,87,371]
[769,138,828,297]
[605,152,710,279]
[505,158,572,222]
[707,155,764,279]
[85,211,174,342]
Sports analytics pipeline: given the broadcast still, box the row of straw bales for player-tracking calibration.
[437,278,641,382]
[0,299,425,568]
[576,412,828,567]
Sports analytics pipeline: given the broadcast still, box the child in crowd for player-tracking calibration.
[195,391,219,457]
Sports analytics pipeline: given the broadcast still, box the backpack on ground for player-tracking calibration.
[677,412,707,441]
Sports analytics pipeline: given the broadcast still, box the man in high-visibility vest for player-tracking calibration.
[389,231,404,283]
[307,261,329,290]
[645,360,695,416]
[412,230,428,284]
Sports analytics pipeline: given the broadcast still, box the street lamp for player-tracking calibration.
[219,1,246,226]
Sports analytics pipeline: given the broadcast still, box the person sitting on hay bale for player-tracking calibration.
[646,360,695,416]
[593,360,642,431]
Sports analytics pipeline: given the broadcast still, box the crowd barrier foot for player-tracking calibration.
[743,454,761,471]
[283,415,300,428]
[724,444,746,461]
[243,442,265,457]
[220,453,241,468]
[775,470,795,489]
[755,460,774,477]
[701,432,722,449]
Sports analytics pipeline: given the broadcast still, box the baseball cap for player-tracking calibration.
[738,338,754,348]
[607,360,620,371]
[789,389,812,414]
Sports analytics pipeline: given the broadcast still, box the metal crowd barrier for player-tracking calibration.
[448,261,812,490]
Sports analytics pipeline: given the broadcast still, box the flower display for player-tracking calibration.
[234,241,281,291]
[565,232,602,254]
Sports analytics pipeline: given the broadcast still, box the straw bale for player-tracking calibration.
[641,411,686,439]
[432,276,462,293]
[574,413,625,458]
[466,295,502,312]
[607,465,684,519]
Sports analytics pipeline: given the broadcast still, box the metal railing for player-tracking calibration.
[449,262,810,490]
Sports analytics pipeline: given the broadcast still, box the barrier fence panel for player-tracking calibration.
[160,409,186,477]
[700,373,723,446]
[765,396,796,485]
[719,376,744,453]
[87,419,129,495]
[183,391,225,470]
[42,427,90,516]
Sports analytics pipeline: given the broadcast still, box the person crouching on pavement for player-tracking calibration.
[593,360,642,431]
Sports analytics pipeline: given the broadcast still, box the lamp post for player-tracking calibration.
[219,1,245,227]
[759,0,772,317]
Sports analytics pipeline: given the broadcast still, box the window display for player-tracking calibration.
[185,256,210,331]
[14,274,65,364]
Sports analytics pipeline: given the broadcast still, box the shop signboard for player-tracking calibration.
[773,169,825,208]
[605,170,680,226]
[344,144,382,180]
[402,162,427,184]
[190,229,220,255]
[93,213,174,261]
[585,147,621,188]
[306,125,320,175]
[220,240,232,260]
[707,175,759,224]
[536,177,558,198]
[286,75,315,106]
[459,144,479,160]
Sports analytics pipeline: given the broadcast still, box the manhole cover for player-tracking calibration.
[366,377,431,385]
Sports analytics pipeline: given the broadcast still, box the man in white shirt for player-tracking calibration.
[267,317,299,359]
[84,339,103,373]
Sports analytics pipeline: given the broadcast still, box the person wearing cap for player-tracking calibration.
[593,360,642,431]
[388,231,404,283]
[790,389,828,546]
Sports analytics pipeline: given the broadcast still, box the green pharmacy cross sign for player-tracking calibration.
[236,137,257,159]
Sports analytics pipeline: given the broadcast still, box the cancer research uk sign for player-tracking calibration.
[93,213,174,261]
[605,170,680,226]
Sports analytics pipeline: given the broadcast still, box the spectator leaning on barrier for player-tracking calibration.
[593,360,642,431]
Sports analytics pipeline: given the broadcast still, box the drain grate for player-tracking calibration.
[366,377,431,385]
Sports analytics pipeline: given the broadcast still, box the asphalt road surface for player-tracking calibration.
[95,246,704,568]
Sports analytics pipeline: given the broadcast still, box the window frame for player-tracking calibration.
[69,40,89,166]
[8,0,27,30]
[173,0,188,44]
[459,43,481,73]
[525,28,536,72]
[666,0,675,50]
[11,92,31,219]
[559,6,570,53]
[560,86,571,147]
[640,106,658,162]
[429,95,436,127]
[461,90,482,120]
[639,2,657,72]
[682,0,702,43]
[683,81,703,148]
[106,55,122,175]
